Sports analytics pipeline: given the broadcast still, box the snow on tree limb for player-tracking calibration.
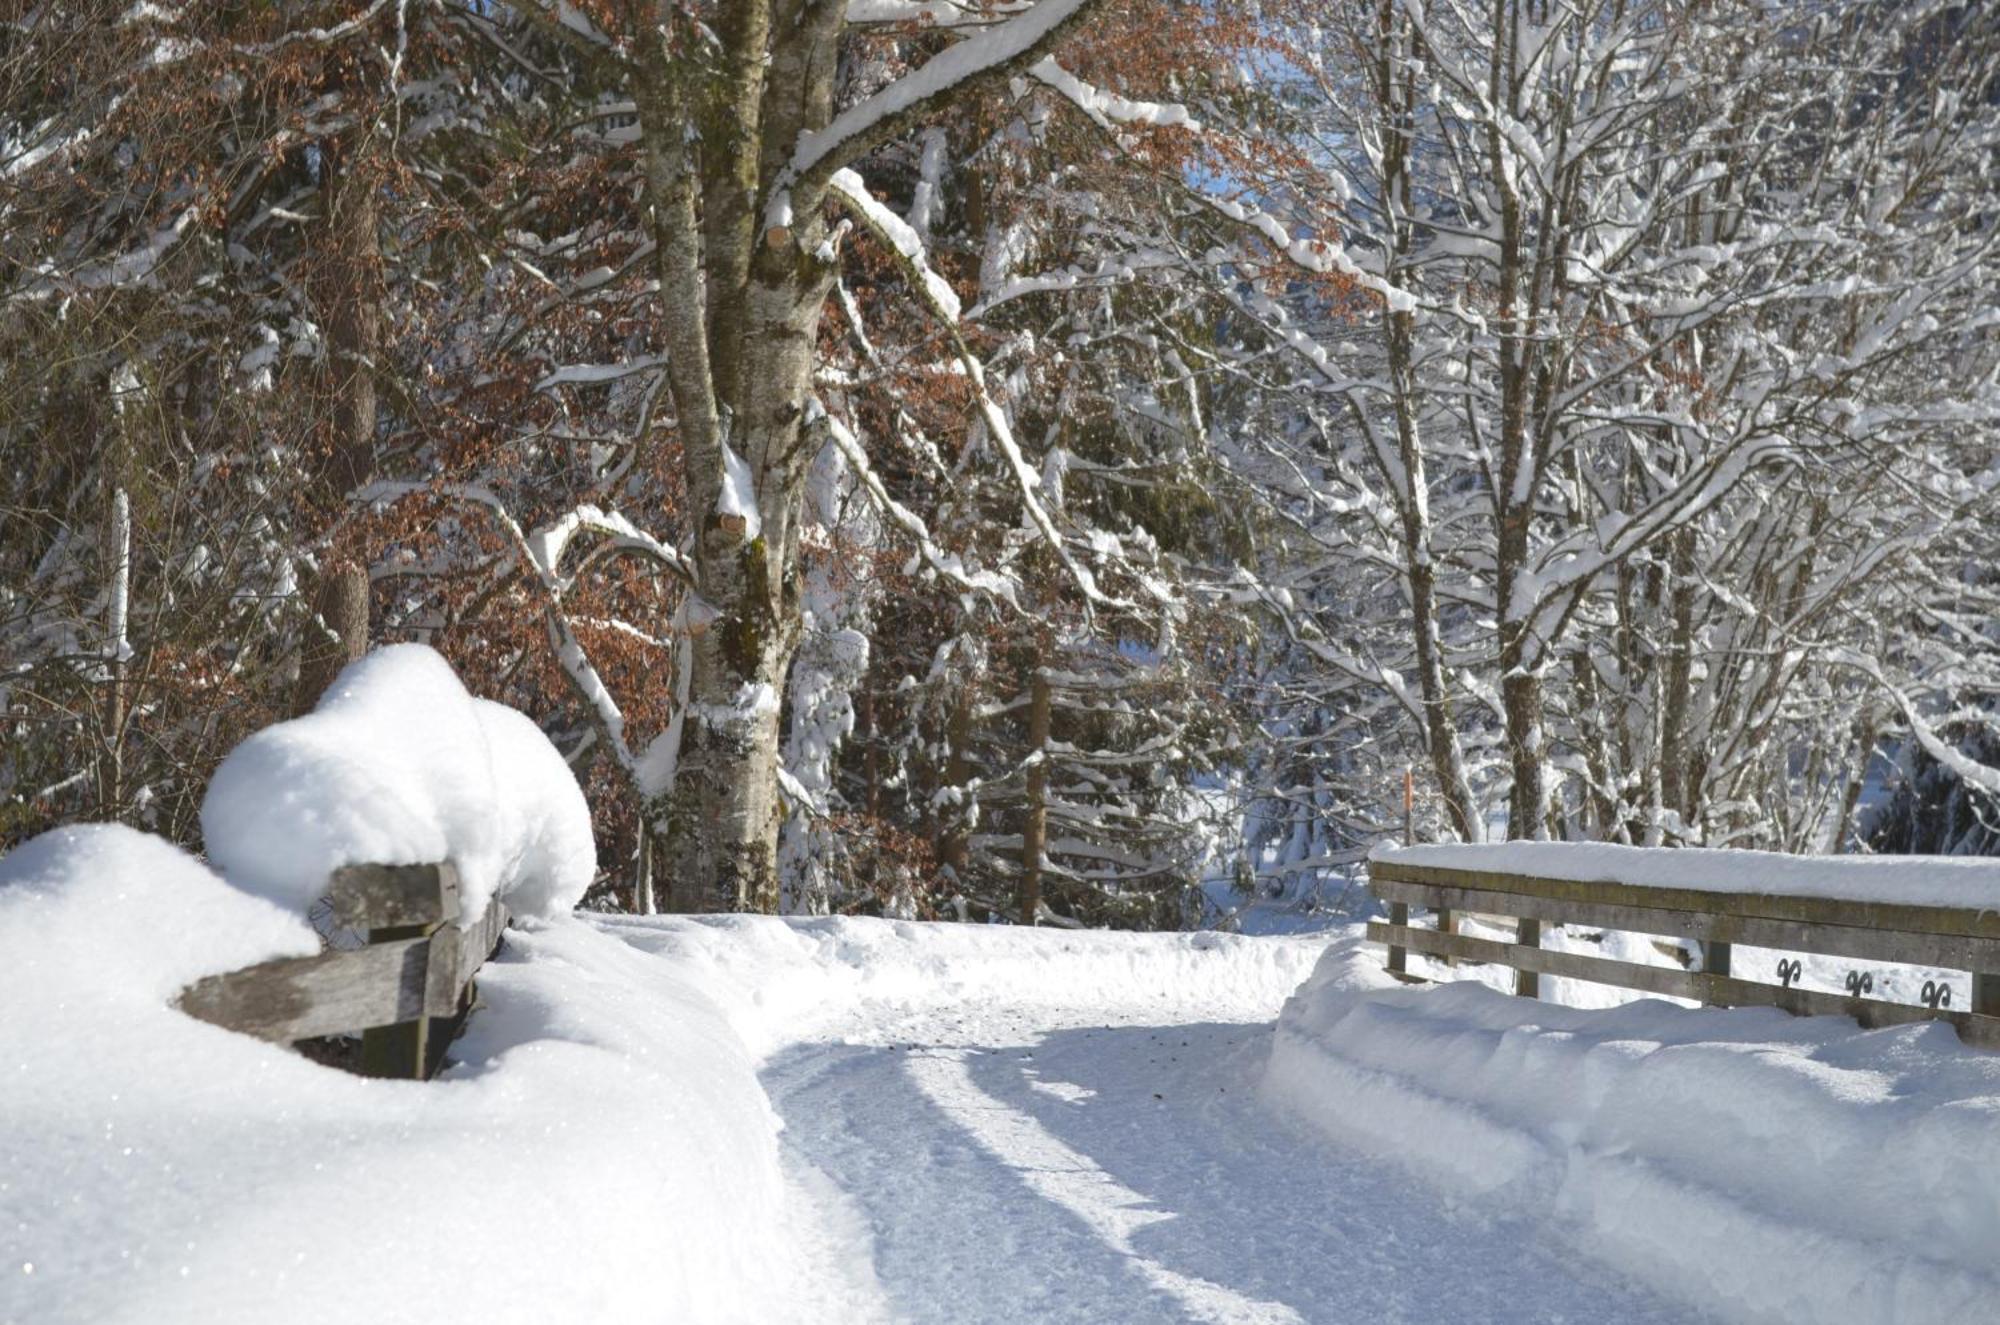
[359,481,693,782]
[826,165,1133,613]
[1025,58,1196,131]
[1826,649,2000,799]
[827,168,962,320]
[848,1,1035,25]
[810,400,1019,605]
[770,0,1104,230]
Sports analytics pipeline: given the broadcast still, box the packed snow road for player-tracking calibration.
[626,917,1697,1324]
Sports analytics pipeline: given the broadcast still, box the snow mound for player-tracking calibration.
[201,644,594,921]
[1372,839,2000,910]
[0,822,317,1038]
[0,825,803,1325]
[1266,942,2000,1324]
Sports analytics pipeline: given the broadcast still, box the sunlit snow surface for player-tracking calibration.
[617,915,1694,1323]
[1269,940,2000,1324]
[8,853,1996,1325]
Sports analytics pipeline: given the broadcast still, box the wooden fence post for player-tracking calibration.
[1387,901,1409,976]
[1515,917,1540,998]
[1387,770,1415,978]
[333,862,462,1080]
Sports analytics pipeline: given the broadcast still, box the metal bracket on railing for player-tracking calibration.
[1843,970,1874,997]
[1776,957,1803,989]
[1922,980,1953,1010]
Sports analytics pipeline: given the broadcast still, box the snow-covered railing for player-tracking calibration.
[178,861,503,1079]
[1367,843,2000,1049]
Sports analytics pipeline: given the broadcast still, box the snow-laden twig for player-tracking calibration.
[769,0,1103,230]
[1025,58,1196,131]
[827,167,1134,613]
[811,400,1019,604]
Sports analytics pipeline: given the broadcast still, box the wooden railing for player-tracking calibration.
[1368,857,2000,1050]
[178,862,507,1079]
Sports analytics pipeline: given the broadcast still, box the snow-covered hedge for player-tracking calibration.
[1265,942,2000,1323]
[0,824,801,1325]
[201,644,595,920]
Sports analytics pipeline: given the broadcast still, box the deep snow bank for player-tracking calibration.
[201,644,594,920]
[1265,941,2000,1324]
[0,825,798,1325]
[599,913,1338,1056]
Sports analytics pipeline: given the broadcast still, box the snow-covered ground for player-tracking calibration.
[10,826,1999,1325]
[630,916,1696,1324]
[1270,941,2000,1324]
[0,828,803,1325]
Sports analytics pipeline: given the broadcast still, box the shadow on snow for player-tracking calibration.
[762,1021,1699,1325]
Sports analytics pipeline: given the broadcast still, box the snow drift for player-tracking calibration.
[1265,941,2000,1324]
[200,644,594,920]
[0,824,800,1325]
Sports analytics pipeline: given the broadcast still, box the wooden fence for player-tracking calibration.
[1368,857,2000,1050]
[178,862,506,1079]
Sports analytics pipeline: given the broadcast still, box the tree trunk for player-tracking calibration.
[1658,525,1699,824]
[939,676,976,879]
[860,689,882,819]
[1370,10,1482,843]
[1496,502,1549,839]
[661,554,794,913]
[1018,662,1052,925]
[641,1,1096,910]
[1387,309,1480,842]
[317,137,378,500]
[292,559,369,716]
[97,484,130,819]
[295,130,378,716]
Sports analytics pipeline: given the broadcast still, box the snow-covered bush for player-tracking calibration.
[201,644,595,921]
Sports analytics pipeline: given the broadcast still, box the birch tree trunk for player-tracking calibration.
[635,0,1104,911]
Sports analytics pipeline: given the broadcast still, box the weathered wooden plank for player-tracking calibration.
[179,863,509,1082]
[331,861,462,930]
[181,902,502,1045]
[179,939,431,1043]
[1370,875,2000,972]
[362,1010,429,1078]
[362,893,509,1079]
[456,896,509,978]
[1370,859,2000,940]
[1366,921,2000,1049]
[1386,900,1408,976]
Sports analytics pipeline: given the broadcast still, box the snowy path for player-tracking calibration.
[750,935,1701,1324]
